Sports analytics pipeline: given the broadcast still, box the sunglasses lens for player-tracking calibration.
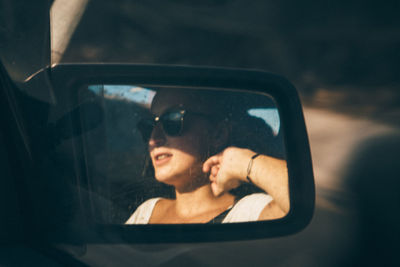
[137,110,185,142]
[162,110,184,136]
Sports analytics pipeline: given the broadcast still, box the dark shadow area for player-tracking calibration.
[343,132,400,266]
[63,0,400,88]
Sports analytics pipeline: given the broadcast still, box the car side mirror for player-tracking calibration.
[25,64,314,243]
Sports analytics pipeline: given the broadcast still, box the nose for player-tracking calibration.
[148,122,166,149]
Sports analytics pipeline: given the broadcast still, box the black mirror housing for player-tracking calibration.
[24,64,314,243]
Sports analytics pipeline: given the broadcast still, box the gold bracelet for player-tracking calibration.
[246,153,260,184]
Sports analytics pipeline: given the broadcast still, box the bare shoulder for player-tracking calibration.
[258,200,286,221]
[149,198,175,223]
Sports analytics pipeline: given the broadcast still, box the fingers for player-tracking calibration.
[211,181,224,196]
[203,152,241,196]
[208,166,219,187]
[202,154,221,173]
[210,165,219,177]
[204,157,222,196]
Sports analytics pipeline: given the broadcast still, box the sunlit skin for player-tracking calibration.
[147,90,289,223]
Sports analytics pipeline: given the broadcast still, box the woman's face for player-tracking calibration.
[148,90,213,190]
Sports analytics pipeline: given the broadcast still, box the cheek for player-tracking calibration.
[152,122,211,181]
[174,131,210,160]
[153,149,201,181]
[181,121,211,156]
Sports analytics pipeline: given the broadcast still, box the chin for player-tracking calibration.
[154,170,180,185]
[156,169,207,192]
[154,168,195,188]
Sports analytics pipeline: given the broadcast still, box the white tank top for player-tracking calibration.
[125,193,273,224]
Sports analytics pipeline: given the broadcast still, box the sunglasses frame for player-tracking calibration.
[137,107,186,142]
[138,106,215,143]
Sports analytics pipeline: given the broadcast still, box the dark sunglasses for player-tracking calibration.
[137,108,209,142]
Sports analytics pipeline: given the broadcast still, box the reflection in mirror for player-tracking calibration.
[80,85,288,224]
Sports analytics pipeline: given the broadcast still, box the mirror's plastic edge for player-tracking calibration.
[35,63,315,243]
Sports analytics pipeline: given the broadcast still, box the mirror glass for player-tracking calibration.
[79,85,288,224]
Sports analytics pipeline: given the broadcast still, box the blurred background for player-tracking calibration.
[59,1,400,266]
[59,0,400,123]
[1,0,400,266]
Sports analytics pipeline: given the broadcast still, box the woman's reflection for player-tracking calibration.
[125,88,288,224]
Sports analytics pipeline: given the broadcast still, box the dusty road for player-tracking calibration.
[303,107,397,210]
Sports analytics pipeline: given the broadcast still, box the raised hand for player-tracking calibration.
[203,147,254,196]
